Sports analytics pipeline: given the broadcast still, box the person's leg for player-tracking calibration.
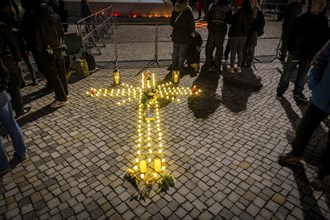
[317,127,330,177]
[55,51,69,96]
[229,37,239,68]
[291,103,329,156]
[279,29,289,62]
[0,91,27,159]
[237,36,247,68]
[293,54,313,95]
[172,42,180,70]
[204,33,215,70]
[276,52,299,96]
[23,54,37,84]
[215,32,226,71]
[4,58,24,114]
[178,43,189,73]
[42,56,67,102]
[244,32,258,66]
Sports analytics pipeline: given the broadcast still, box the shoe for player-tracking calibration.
[227,67,235,73]
[31,80,38,86]
[235,67,241,73]
[311,175,324,191]
[293,93,308,103]
[49,100,68,108]
[16,106,31,118]
[276,93,283,100]
[9,152,28,168]
[0,166,10,177]
[278,152,303,164]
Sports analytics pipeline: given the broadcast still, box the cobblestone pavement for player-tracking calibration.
[0,21,330,220]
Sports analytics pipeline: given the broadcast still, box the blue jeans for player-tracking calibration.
[0,91,27,169]
[276,52,313,95]
[172,43,189,72]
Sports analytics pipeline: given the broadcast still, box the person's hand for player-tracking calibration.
[16,61,21,68]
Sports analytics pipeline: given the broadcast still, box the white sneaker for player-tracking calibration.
[50,100,68,108]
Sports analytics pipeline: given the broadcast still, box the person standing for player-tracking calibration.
[227,0,255,73]
[279,40,330,191]
[275,0,328,102]
[170,0,195,74]
[21,0,68,108]
[242,0,265,67]
[203,0,232,73]
[276,0,304,64]
[0,36,28,176]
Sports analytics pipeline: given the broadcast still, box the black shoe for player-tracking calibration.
[275,93,283,100]
[31,80,38,86]
[16,106,31,118]
[293,93,308,103]
[9,152,28,168]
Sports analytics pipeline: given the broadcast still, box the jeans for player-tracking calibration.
[276,52,313,95]
[172,43,189,72]
[204,32,226,70]
[0,91,27,169]
[291,102,329,157]
[229,36,247,67]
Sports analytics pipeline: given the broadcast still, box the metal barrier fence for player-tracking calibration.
[65,4,294,69]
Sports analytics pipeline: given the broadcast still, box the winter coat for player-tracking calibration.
[170,3,195,44]
[228,7,255,37]
[276,1,303,31]
[207,2,232,34]
[288,11,328,55]
[308,40,330,113]
[250,9,265,37]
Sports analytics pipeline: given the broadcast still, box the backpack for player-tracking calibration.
[34,5,64,56]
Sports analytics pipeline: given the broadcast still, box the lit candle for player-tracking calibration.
[152,73,155,87]
[154,159,161,172]
[139,160,147,173]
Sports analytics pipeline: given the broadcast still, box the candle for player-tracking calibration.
[152,73,155,87]
[154,159,161,172]
[140,160,146,173]
[192,85,197,94]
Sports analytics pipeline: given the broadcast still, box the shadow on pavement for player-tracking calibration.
[16,105,58,127]
[278,161,325,219]
[188,71,221,119]
[221,67,263,113]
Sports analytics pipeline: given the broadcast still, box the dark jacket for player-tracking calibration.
[21,4,64,56]
[250,9,265,37]
[81,1,92,18]
[170,3,195,44]
[288,10,328,55]
[228,7,255,37]
[0,22,21,62]
[207,2,232,33]
[308,40,330,113]
[277,1,303,30]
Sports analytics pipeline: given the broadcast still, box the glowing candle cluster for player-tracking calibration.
[86,70,201,184]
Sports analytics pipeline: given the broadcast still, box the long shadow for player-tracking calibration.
[187,71,221,119]
[278,161,325,219]
[221,67,263,113]
[21,88,51,105]
[0,105,57,137]
[279,98,329,217]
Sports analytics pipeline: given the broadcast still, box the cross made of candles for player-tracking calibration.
[86,70,201,189]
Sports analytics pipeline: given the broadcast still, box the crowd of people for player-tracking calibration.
[0,0,70,177]
[170,0,330,191]
[0,0,329,196]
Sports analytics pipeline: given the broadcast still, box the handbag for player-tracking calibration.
[171,11,184,41]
